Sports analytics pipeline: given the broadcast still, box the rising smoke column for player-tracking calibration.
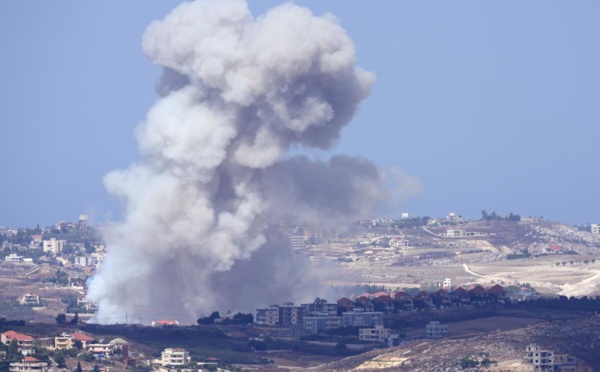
[87,0,387,324]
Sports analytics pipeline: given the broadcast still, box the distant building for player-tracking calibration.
[9,356,48,372]
[54,332,95,350]
[1,331,34,355]
[359,325,391,343]
[302,315,341,334]
[29,235,43,249]
[18,293,40,306]
[301,298,338,316]
[288,235,306,250]
[524,344,576,371]
[77,298,98,312]
[432,278,452,289]
[592,224,600,234]
[390,237,409,249]
[445,229,463,238]
[78,215,89,230]
[341,310,384,327]
[255,305,280,326]
[279,303,304,325]
[425,321,447,338]
[446,212,463,224]
[5,253,23,263]
[74,256,93,267]
[161,348,190,366]
[42,238,65,254]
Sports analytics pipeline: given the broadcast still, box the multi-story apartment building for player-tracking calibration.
[1,331,34,355]
[524,344,576,372]
[161,348,190,366]
[359,325,391,342]
[302,315,341,335]
[341,310,384,327]
[54,332,95,350]
[301,298,338,316]
[279,303,304,325]
[42,238,66,254]
[591,224,600,234]
[426,321,448,338]
[255,305,280,326]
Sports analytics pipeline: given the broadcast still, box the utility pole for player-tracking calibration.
[126,312,128,325]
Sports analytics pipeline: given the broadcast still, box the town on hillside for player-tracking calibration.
[1,212,600,371]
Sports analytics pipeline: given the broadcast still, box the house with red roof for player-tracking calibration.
[1,331,34,355]
[336,297,354,315]
[55,332,95,349]
[431,289,452,308]
[468,285,490,303]
[486,284,507,302]
[393,291,410,301]
[373,295,394,314]
[450,287,470,306]
[412,291,433,310]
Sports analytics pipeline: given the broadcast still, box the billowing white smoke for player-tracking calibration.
[87,0,388,324]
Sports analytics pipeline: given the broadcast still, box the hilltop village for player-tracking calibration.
[1,212,600,371]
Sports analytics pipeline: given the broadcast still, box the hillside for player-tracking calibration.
[303,314,600,371]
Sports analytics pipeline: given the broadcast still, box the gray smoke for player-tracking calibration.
[87,0,388,324]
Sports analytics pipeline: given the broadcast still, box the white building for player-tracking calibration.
[1,331,34,355]
[5,253,23,263]
[74,256,92,267]
[9,357,48,372]
[359,325,391,342]
[446,212,463,224]
[77,298,98,312]
[591,224,600,234]
[426,321,448,338]
[390,237,409,249]
[433,278,452,289]
[42,238,66,254]
[161,348,190,366]
[18,293,40,306]
[445,229,463,238]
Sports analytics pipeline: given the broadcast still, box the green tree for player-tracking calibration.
[55,313,67,325]
[54,352,66,367]
[74,340,83,350]
[8,339,19,359]
[70,312,79,325]
[77,361,83,372]
[92,365,100,372]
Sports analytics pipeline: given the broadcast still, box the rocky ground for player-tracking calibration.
[301,315,600,371]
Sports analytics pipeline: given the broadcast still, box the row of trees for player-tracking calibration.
[481,210,521,221]
[197,312,253,325]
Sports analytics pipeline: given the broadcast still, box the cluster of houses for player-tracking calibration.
[1,329,219,372]
[0,330,133,372]
[256,285,507,333]
[256,298,385,335]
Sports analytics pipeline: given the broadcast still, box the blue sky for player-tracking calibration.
[1,1,599,227]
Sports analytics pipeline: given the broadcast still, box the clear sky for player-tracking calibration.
[1,1,598,228]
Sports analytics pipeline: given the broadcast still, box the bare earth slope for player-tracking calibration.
[302,315,600,371]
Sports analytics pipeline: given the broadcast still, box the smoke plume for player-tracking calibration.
[88,0,387,323]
